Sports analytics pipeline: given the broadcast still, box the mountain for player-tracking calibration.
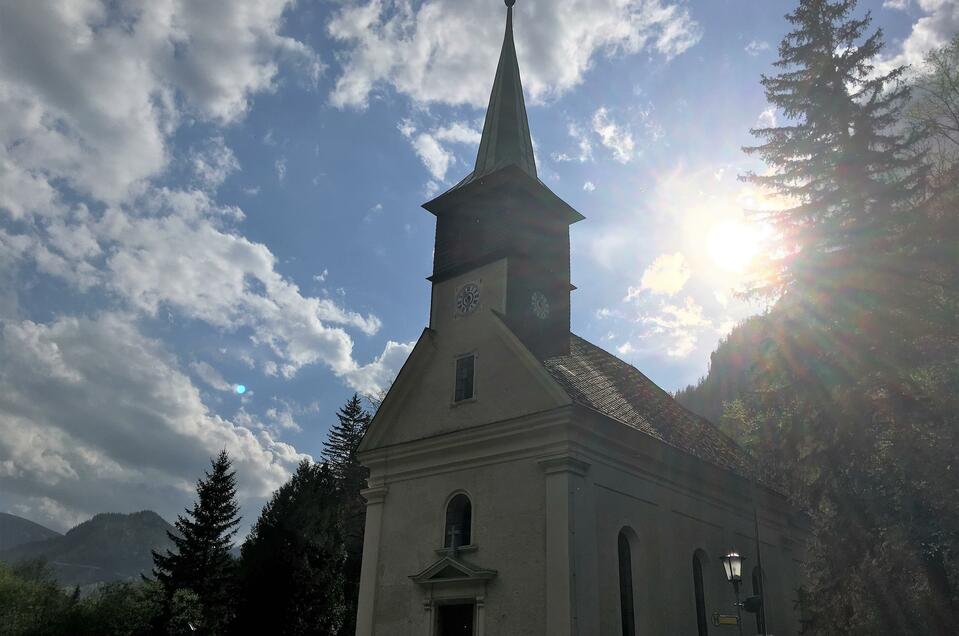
[0,512,62,552]
[0,510,176,587]
[674,312,777,424]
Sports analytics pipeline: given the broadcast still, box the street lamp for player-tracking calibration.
[720,551,745,636]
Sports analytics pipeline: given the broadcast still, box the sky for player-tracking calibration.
[0,0,955,534]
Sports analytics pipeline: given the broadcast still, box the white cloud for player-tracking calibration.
[400,119,481,182]
[411,133,455,181]
[0,0,320,206]
[583,181,596,192]
[0,314,308,531]
[641,296,710,357]
[745,40,770,56]
[883,0,911,9]
[592,107,636,163]
[433,121,482,145]
[265,407,302,433]
[0,2,389,391]
[398,118,417,138]
[275,157,287,181]
[878,0,959,72]
[327,0,701,109]
[627,252,692,298]
[345,339,416,396]
[191,137,241,190]
[553,123,594,163]
[757,107,777,129]
[190,361,234,393]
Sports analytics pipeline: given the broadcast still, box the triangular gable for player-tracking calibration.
[487,310,571,406]
[358,309,571,453]
[409,555,497,586]
[357,328,436,453]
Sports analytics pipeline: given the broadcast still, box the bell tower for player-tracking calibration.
[423,0,583,359]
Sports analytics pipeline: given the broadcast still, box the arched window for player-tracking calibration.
[752,566,766,634]
[692,550,709,636]
[444,493,472,548]
[617,529,637,636]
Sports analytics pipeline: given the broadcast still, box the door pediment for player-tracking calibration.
[410,555,497,587]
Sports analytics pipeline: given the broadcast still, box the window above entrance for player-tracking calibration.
[444,493,472,548]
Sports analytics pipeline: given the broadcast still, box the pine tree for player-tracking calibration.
[321,394,371,636]
[742,0,926,301]
[152,450,240,635]
[236,460,346,635]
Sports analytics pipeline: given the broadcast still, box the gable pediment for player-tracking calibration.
[357,306,571,453]
[409,555,497,587]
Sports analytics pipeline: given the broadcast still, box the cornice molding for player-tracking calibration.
[537,454,591,476]
[360,485,388,505]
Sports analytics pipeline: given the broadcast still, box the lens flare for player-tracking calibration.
[234,384,247,395]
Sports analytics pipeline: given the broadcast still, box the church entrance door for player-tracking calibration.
[436,603,474,636]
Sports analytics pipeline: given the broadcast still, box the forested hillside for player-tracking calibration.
[0,512,61,552]
[675,313,772,424]
[0,511,175,587]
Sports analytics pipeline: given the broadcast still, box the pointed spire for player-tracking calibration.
[473,0,537,180]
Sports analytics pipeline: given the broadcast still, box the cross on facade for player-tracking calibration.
[447,524,461,554]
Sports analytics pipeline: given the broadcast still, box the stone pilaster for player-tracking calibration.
[355,485,388,636]
[539,455,590,636]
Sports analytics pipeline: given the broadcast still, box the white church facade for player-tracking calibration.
[354,2,807,634]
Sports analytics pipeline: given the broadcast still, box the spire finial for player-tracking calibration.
[505,0,516,7]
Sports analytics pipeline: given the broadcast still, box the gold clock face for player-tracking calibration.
[455,282,481,315]
[531,291,549,319]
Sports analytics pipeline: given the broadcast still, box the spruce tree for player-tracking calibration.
[743,0,925,300]
[237,460,346,635]
[152,450,240,635]
[321,394,371,636]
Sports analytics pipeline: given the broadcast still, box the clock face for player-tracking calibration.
[455,282,481,316]
[531,291,550,320]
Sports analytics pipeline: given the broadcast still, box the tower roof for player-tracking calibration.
[422,1,582,225]
[473,1,536,180]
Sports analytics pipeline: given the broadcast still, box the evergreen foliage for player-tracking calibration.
[152,450,240,635]
[321,393,372,636]
[743,0,926,300]
[679,9,959,633]
[0,560,165,636]
[236,459,346,635]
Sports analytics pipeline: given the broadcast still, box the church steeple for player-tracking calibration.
[473,0,537,181]
[423,0,583,359]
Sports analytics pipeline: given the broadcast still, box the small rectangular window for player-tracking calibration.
[454,355,475,402]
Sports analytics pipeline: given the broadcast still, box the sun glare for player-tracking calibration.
[707,220,762,273]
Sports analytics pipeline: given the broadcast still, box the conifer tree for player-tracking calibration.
[743,0,926,300]
[726,2,959,632]
[321,394,371,636]
[152,450,240,635]
[237,459,346,635]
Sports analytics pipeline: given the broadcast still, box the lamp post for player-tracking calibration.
[720,551,745,636]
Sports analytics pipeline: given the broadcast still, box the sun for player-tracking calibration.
[707,220,762,273]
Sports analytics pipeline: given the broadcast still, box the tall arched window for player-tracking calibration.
[752,566,766,634]
[617,529,637,636]
[444,493,472,548]
[692,549,709,636]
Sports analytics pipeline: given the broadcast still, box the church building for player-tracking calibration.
[355,2,807,634]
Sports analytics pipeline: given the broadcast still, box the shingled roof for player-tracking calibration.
[544,334,776,489]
